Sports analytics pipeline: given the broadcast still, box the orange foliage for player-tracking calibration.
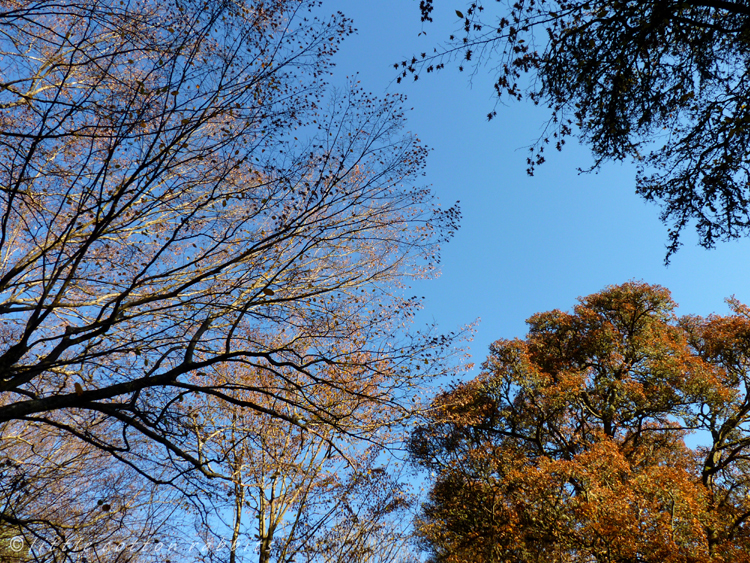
[412,282,750,563]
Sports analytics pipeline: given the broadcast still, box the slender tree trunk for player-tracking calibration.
[258,485,272,563]
[230,479,245,563]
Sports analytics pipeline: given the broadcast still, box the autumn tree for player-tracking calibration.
[190,365,420,563]
[0,417,178,562]
[410,282,750,563]
[0,0,461,557]
[407,1,750,257]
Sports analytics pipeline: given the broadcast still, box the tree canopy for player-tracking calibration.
[410,282,750,562]
[0,0,461,559]
[407,1,750,258]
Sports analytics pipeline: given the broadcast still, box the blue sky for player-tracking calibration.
[326,1,750,376]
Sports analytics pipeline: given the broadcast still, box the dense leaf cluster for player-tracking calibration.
[412,282,750,562]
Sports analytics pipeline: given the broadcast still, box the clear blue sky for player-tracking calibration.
[326,1,750,377]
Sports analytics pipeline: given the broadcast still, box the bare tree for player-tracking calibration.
[0,0,458,471]
[191,365,422,563]
[0,417,181,562]
[0,0,460,557]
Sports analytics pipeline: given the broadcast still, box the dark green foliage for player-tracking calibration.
[408,1,750,259]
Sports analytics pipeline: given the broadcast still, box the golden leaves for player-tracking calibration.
[414,282,750,562]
